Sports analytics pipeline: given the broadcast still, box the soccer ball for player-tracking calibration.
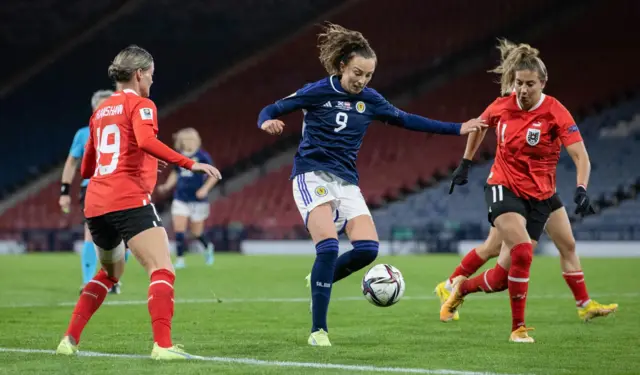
[361,264,405,307]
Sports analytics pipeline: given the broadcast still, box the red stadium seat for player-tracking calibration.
[4,0,639,230]
[160,0,557,170]
[199,0,640,234]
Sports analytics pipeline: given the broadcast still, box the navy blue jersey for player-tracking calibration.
[174,149,213,202]
[258,76,462,185]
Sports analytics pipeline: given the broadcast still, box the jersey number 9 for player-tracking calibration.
[95,124,120,176]
[335,112,348,133]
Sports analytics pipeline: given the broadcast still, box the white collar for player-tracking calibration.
[329,75,347,95]
[123,88,139,96]
[516,93,546,111]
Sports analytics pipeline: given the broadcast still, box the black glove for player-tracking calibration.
[574,186,596,216]
[449,158,472,194]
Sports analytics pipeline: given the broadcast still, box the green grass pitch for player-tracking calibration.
[0,253,637,375]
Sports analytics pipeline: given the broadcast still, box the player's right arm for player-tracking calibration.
[131,99,221,179]
[462,128,489,160]
[459,100,499,160]
[257,84,320,135]
[80,123,97,179]
[449,100,498,194]
[60,129,85,212]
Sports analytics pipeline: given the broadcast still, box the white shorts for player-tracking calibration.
[292,171,371,234]
[171,200,210,222]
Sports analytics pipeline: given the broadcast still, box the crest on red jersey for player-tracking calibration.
[526,128,540,146]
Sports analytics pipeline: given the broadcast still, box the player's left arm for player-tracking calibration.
[566,140,594,215]
[557,104,594,215]
[566,141,590,188]
[372,93,485,135]
[557,105,590,188]
[132,99,195,170]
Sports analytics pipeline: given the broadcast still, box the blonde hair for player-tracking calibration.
[317,23,376,75]
[107,45,153,83]
[173,127,201,152]
[489,39,548,95]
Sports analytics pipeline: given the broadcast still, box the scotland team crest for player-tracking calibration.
[315,186,328,197]
[526,128,541,146]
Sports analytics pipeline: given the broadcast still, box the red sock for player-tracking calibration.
[449,249,486,282]
[148,269,175,348]
[563,271,590,307]
[65,269,117,343]
[460,264,508,296]
[508,243,533,331]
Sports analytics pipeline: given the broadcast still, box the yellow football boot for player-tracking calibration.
[308,329,331,347]
[509,326,535,343]
[434,280,460,321]
[151,343,196,360]
[439,276,466,322]
[578,300,618,322]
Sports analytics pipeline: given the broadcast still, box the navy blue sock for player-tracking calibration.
[197,235,209,248]
[175,232,186,257]
[311,238,339,333]
[333,240,379,283]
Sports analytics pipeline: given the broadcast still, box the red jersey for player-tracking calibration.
[481,93,582,200]
[81,89,195,217]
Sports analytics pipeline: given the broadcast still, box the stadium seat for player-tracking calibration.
[0,0,339,192]
[4,0,640,232]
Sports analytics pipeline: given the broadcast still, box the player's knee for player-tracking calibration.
[352,240,379,265]
[494,214,529,247]
[97,241,126,265]
[559,239,576,255]
[511,244,533,269]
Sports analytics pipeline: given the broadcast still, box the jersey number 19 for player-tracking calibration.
[95,124,121,176]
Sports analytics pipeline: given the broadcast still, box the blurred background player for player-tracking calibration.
[439,160,618,321]
[440,39,597,343]
[157,127,216,268]
[55,45,221,359]
[59,89,128,295]
[257,23,486,347]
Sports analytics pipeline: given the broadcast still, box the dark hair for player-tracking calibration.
[317,23,376,75]
[489,39,548,95]
[107,45,153,82]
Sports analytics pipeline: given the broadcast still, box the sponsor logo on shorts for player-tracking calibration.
[315,186,328,197]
